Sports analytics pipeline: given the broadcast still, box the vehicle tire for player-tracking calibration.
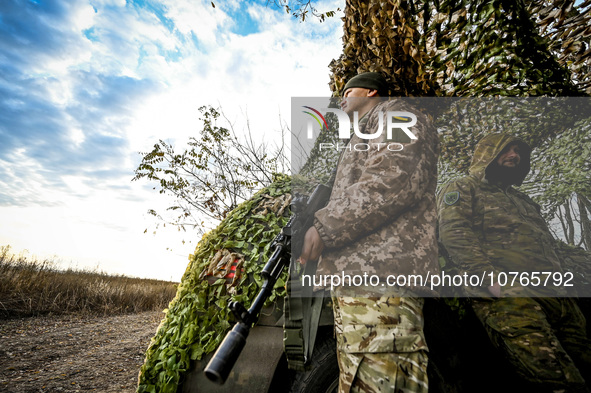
[289,330,339,393]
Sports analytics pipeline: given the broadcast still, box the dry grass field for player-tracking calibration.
[0,245,179,392]
[0,245,177,318]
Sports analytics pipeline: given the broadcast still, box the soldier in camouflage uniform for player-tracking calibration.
[300,72,440,393]
[437,133,591,393]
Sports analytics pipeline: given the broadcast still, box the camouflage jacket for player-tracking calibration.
[313,98,440,294]
[437,133,564,296]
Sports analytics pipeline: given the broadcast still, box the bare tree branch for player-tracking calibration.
[133,105,290,235]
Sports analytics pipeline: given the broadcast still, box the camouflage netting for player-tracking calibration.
[137,177,291,393]
[328,0,590,163]
[138,1,591,392]
[329,0,590,98]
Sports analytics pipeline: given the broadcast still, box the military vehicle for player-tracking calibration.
[182,295,338,393]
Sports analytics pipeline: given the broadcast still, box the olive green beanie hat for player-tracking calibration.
[343,72,389,96]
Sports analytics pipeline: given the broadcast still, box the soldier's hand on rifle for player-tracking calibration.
[299,226,324,265]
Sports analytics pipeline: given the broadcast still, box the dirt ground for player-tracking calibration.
[0,311,163,392]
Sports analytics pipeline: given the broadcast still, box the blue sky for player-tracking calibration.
[0,0,343,281]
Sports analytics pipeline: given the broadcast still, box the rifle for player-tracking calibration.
[204,183,332,384]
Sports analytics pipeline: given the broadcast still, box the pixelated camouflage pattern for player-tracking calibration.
[471,297,591,392]
[437,133,566,297]
[333,292,428,393]
[314,98,440,295]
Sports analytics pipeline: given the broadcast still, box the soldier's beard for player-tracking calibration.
[485,163,523,186]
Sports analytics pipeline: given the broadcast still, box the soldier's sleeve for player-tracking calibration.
[314,106,438,249]
[437,178,497,280]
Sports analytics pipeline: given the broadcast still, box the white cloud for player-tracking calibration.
[70,2,96,31]
[126,0,343,153]
[161,0,230,46]
[0,0,344,281]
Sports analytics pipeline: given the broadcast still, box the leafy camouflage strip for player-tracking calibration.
[471,297,591,392]
[137,179,292,393]
[199,249,244,288]
[251,192,291,216]
[332,293,428,393]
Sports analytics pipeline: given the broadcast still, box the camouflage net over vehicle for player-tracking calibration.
[330,0,590,162]
[330,0,590,98]
[137,177,291,393]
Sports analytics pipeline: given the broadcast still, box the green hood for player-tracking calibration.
[468,133,531,186]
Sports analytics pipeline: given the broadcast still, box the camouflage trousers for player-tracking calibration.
[332,291,429,393]
[471,297,591,393]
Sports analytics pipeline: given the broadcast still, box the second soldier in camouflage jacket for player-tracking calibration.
[438,132,563,297]
[438,133,591,392]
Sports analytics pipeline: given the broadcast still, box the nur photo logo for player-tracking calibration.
[301,105,418,152]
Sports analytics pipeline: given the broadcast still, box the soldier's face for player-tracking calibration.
[496,144,521,168]
[340,87,378,118]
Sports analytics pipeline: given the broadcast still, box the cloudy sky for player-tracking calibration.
[0,0,343,281]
